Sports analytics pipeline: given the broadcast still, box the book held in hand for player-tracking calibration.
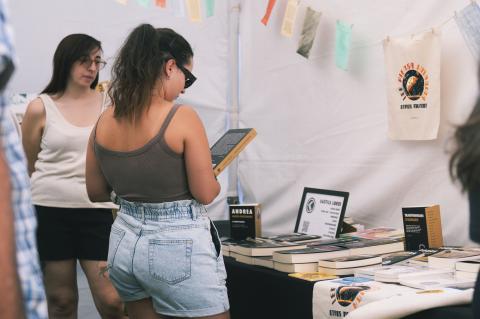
[211,128,257,176]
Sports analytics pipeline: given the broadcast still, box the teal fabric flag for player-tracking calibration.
[136,0,150,7]
[335,21,352,70]
[205,0,215,17]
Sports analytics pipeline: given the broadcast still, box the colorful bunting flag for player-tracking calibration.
[155,0,166,8]
[136,0,150,8]
[296,7,321,59]
[455,2,480,60]
[261,0,277,26]
[172,0,186,18]
[116,0,128,5]
[280,0,299,37]
[205,0,215,17]
[186,0,202,22]
[335,21,352,70]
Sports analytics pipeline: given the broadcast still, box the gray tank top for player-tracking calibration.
[93,105,192,203]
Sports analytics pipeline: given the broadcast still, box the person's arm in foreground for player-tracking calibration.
[0,145,26,319]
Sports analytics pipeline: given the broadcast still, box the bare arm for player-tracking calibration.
[182,106,220,204]
[86,130,111,202]
[21,98,45,176]
[0,146,26,319]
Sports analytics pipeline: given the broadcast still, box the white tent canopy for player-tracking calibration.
[9,0,478,245]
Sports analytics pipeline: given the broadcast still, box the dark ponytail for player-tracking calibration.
[109,24,193,121]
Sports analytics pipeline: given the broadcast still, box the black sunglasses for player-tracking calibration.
[177,64,197,89]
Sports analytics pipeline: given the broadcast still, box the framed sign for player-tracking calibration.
[294,187,349,239]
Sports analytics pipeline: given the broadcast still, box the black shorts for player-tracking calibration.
[35,205,114,261]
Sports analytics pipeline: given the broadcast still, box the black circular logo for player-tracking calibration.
[402,70,424,101]
[336,286,371,307]
[306,198,315,213]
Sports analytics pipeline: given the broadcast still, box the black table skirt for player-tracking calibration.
[225,257,315,319]
[224,256,474,319]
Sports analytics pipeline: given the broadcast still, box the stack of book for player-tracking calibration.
[317,255,383,275]
[455,259,480,281]
[270,237,404,273]
[226,233,322,266]
[427,249,480,270]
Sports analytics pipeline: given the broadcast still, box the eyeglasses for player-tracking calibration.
[177,64,196,89]
[78,56,107,70]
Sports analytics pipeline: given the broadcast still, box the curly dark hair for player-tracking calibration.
[449,97,480,192]
[108,24,193,121]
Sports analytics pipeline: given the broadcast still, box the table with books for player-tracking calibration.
[222,229,477,319]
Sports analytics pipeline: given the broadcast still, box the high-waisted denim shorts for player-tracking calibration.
[107,196,230,317]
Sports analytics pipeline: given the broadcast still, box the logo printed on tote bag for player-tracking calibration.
[397,62,429,108]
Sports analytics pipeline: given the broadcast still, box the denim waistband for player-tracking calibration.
[112,193,207,221]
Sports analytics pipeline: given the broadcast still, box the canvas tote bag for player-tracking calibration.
[383,30,441,140]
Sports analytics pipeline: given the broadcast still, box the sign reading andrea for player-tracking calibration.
[294,187,349,239]
[383,30,440,140]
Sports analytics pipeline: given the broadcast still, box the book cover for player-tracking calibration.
[288,272,338,281]
[211,128,257,176]
[229,238,306,257]
[267,233,322,243]
[399,275,476,290]
[273,261,319,273]
[318,254,382,269]
[318,264,382,276]
[253,256,274,269]
[374,264,453,283]
[338,238,405,255]
[428,249,480,269]
[272,245,349,264]
[455,259,480,273]
[402,205,444,250]
[229,203,261,240]
[381,250,422,266]
[406,249,443,265]
[342,227,404,240]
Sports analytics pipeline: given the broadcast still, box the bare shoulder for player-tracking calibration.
[174,104,205,137]
[25,97,45,118]
[176,104,202,124]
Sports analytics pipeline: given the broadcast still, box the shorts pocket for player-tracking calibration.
[148,239,193,284]
[108,227,125,267]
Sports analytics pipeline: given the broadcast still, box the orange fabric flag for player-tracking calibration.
[261,0,277,26]
[155,0,166,8]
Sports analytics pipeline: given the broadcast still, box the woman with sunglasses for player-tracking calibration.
[85,24,230,318]
[21,34,125,319]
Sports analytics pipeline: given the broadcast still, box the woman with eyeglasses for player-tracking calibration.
[21,34,125,319]
[85,24,230,318]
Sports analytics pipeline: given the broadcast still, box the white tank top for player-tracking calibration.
[30,93,114,209]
